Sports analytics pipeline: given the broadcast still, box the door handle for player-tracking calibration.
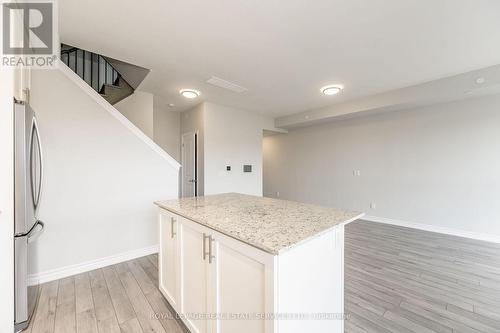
[170,217,176,238]
[208,235,215,264]
[203,233,210,261]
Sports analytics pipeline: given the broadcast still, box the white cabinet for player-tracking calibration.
[158,211,180,308]
[213,237,271,333]
[158,207,345,333]
[176,217,272,333]
[179,220,211,333]
[159,212,274,333]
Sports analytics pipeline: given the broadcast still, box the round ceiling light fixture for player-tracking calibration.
[179,89,200,99]
[321,85,343,96]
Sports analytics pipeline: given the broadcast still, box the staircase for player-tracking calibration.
[60,44,134,105]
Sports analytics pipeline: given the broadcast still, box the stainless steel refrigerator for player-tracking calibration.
[14,100,45,332]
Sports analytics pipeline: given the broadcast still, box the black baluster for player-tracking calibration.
[90,52,93,91]
[83,50,86,83]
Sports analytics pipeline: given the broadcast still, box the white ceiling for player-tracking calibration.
[59,0,500,117]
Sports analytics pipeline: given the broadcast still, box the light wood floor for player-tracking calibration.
[345,220,500,333]
[25,254,188,333]
[25,220,500,333]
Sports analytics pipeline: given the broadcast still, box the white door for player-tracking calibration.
[159,212,180,309]
[181,221,210,333]
[181,132,197,197]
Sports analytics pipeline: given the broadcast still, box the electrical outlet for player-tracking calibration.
[276,191,280,198]
[370,202,377,209]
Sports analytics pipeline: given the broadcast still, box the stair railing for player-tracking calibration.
[61,44,122,95]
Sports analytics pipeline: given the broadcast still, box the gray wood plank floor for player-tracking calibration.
[345,220,500,333]
[26,220,500,332]
[27,254,188,333]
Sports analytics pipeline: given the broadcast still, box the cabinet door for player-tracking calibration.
[212,237,272,333]
[181,220,210,333]
[159,211,180,309]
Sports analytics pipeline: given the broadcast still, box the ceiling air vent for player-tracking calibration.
[206,76,248,93]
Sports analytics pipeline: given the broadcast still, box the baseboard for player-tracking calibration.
[363,215,500,244]
[28,244,159,285]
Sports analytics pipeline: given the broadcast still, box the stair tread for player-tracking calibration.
[103,83,122,89]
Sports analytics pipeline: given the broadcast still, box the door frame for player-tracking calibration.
[181,131,198,198]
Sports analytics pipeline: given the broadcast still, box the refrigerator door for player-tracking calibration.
[14,102,37,235]
[14,221,44,332]
[14,236,28,328]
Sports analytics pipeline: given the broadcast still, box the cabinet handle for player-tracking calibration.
[208,235,215,264]
[203,233,210,260]
[171,217,176,238]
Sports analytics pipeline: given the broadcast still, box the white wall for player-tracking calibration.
[30,68,179,277]
[264,95,500,237]
[117,93,181,164]
[180,102,280,197]
[154,103,181,163]
[204,103,278,196]
[0,67,15,333]
[180,103,205,196]
[264,96,500,235]
[115,91,154,139]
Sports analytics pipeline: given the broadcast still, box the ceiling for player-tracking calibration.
[59,0,500,117]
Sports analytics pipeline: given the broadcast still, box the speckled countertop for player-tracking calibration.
[155,193,364,255]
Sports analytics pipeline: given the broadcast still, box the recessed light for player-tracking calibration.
[476,77,485,84]
[321,85,343,96]
[168,103,175,108]
[180,89,200,99]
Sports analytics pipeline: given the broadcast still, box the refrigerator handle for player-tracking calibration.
[27,220,44,243]
[31,117,43,210]
[15,220,44,239]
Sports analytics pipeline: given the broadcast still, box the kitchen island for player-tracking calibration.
[155,193,363,333]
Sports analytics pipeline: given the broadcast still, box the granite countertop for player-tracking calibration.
[155,193,364,255]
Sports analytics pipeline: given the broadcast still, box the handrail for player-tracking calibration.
[60,47,78,54]
[60,43,131,95]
